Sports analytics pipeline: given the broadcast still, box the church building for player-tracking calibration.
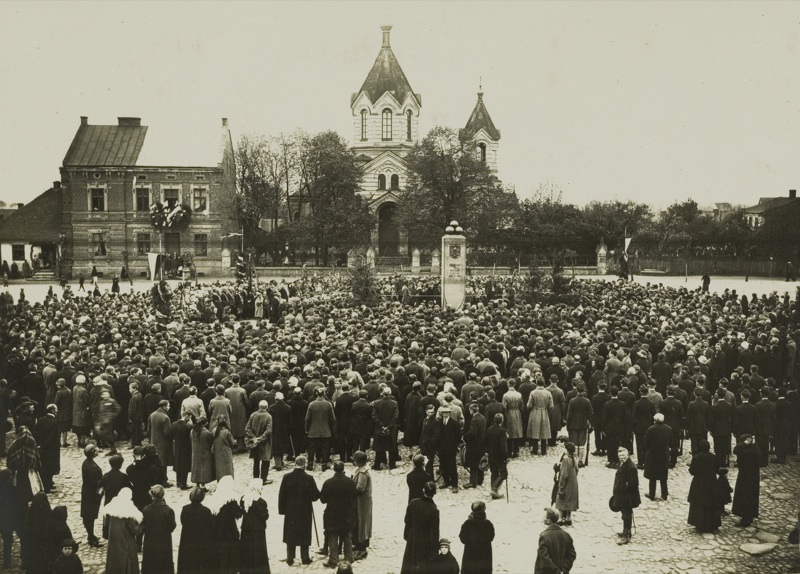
[351,25,500,262]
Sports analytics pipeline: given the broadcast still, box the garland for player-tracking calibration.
[150,202,192,230]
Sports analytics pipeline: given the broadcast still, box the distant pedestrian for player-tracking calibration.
[534,508,576,574]
[458,501,495,574]
[701,272,710,292]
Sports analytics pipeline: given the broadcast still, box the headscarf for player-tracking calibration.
[240,478,264,512]
[208,475,238,515]
[7,426,41,472]
[102,487,143,522]
[23,491,53,540]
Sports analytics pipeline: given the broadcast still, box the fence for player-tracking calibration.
[629,255,798,277]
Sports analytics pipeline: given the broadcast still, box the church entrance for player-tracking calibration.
[377,203,400,257]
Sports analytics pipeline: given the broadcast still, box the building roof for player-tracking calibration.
[63,117,147,166]
[0,185,62,243]
[354,26,420,107]
[744,196,799,214]
[460,92,500,141]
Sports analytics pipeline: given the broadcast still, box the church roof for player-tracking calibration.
[460,92,500,141]
[0,185,62,243]
[353,26,420,107]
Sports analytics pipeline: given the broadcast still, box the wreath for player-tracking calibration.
[150,202,192,230]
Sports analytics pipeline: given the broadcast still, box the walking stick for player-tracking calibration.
[312,504,320,547]
[505,472,509,503]
[585,426,592,467]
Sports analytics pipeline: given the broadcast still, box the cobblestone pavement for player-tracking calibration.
[1,434,799,574]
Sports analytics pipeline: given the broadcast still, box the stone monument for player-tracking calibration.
[441,221,467,311]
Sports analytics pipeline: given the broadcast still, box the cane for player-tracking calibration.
[312,504,320,548]
[505,471,509,503]
[585,425,592,467]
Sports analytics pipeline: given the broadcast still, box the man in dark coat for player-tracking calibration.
[305,388,335,471]
[710,388,735,467]
[128,382,144,448]
[643,414,672,501]
[403,382,424,449]
[171,411,193,489]
[565,385,593,465]
[754,389,776,467]
[486,413,509,500]
[659,387,684,467]
[34,404,60,492]
[632,388,656,469]
[774,388,792,464]
[419,404,442,478]
[591,383,611,456]
[349,390,373,454]
[458,501,495,574]
[534,508,576,574]
[17,364,46,417]
[612,447,641,545]
[732,434,760,527]
[141,485,176,574]
[288,388,309,459]
[372,386,400,470]
[278,455,320,565]
[401,481,439,574]
[320,461,356,568]
[407,454,433,503]
[437,406,462,493]
[269,393,293,469]
[462,403,486,489]
[686,388,712,455]
[333,384,357,463]
[602,388,629,468]
[80,444,104,547]
[733,390,760,437]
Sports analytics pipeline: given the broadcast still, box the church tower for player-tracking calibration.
[351,25,420,258]
[460,90,501,173]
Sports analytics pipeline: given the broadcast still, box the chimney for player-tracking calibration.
[118,117,142,127]
[80,116,88,126]
[222,118,228,128]
[791,189,797,199]
[53,181,61,189]
[381,25,392,48]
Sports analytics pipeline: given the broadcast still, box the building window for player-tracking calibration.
[478,142,487,163]
[11,244,25,261]
[90,187,105,212]
[382,109,392,140]
[136,233,151,255]
[92,233,107,256]
[391,174,399,191]
[135,188,150,212]
[192,187,208,212]
[378,174,386,191]
[406,110,412,141]
[194,234,208,257]
[361,110,368,141]
[163,187,180,210]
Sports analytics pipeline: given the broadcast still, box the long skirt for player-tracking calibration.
[687,503,721,533]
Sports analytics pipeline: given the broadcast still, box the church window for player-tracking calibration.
[360,110,368,141]
[382,109,392,140]
[378,174,386,191]
[478,142,487,163]
[391,174,399,191]
[406,110,412,141]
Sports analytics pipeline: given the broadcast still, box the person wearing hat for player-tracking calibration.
[555,443,580,526]
[431,537,460,574]
[458,500,495,574]
[731,434,761,527]
[80,444,104,548]
[534,508,576,574]
[51,538,82,574]
[320,461,357,568]
[462,403,486,489]
[401,481,439,574]
[141,484,176,574]
[71,375,92,448]
[643,413,672,502]
[565,385,593,466]
[177,487,215,573]
[437,405,461,493]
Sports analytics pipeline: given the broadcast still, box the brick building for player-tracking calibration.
[59,116,237,278]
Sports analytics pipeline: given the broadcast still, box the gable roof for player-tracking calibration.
[0,186,62,243]
[353,26,420,108]
[63,118,147,167]
[460,92,500,141]
[744,196,800,214]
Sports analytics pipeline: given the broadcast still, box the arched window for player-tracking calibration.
[391,174,399,191]
[378,174,386,190]
[478,142,487,163]
[406,110,412,141]
[382,109,392,140]
[360,109,367,141]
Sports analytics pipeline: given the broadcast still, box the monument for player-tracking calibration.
[441,221,467,311]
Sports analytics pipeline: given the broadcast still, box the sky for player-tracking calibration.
[1,1,799,209]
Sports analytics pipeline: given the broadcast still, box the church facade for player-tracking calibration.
[351,26,501,261]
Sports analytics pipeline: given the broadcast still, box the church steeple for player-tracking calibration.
[460,89,500,172]
[352,25,421,108]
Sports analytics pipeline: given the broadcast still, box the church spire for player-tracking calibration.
[460,90,500,142]
[351,25,421,107]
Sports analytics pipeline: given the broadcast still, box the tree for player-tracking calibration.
[293,131,373,265]
[399,126,506,249]
[581,200,654,253]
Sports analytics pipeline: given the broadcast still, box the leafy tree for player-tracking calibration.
[581,200,654,253]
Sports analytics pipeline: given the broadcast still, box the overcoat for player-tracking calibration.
[81,457,103,520]
[459,513,495,574]
[106,516,140,574]
[546,384,566,431]
[224,386,248,437]
[372,395,399,450]
[35,414,61,477]
[208,396,232,433]
[419,416,441,458]
[463,412,486,468]
[731,442,760,519]
[555,454,579,512]
[171,419,193,480]
[239,498,270,574]
[148,410,173,467]
[214,500,244,574]
[212,428,235,480]
[278,468,320,546]
[527,387,554,440]
[190,428,214,484]
[141,499,176,574]
[534,524,576,574]
[687,451,721,532]
[502,389,524,439]
[401,497,439,574]
[352,466,373,543]
[643,422,672,481]
[612,458,641,510]
[177,501,214,574]
[403,391,424,446]
[268,400,292,456]
[320,472,356,531]
[246,410,273,461]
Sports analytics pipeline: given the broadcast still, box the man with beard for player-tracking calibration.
[278,455,320,565]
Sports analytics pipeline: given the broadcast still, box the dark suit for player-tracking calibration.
[320,472,356,566]
[643,423,672,499]
[565,395,593,450]
[602,398,629,464]
[733,401,760,438]
[372,396,400,469]
[349,398,373,454]
[710,399,735,466]
[334,392,357,463]
[591,392,611,454]
[437,417,461,488]
[35,415,60,491]
[419,416,442,477]
[658,396,683,464]
[463,412,486,487]
[686,398,712,454]
[534,524,576,574]
[754,398,776,466]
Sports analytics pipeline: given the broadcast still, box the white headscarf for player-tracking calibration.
[102,488,142,522]
[208,475,239,515]
[240,478,265,512]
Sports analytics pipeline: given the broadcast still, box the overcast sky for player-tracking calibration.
[1,1,799,209]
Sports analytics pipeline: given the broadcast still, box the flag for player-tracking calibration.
[623,236,632,261]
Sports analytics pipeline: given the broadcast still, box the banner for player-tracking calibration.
[147,252,160,280]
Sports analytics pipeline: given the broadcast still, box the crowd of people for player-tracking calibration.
[0,272,799,573]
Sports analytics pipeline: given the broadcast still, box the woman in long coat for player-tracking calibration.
[239,479,270,574]
[209,476,243,574]
[177,488,215,574]
[172,413,193,489]
[555,443,579,525]
[104,488,142,574]
[22,491,54,573]
[731,434,761,527]
[71,380,92,447]
[527,383,554,451]
[190,418,214,487]
[401,483,439,574]
[224,382,248,451]
[141,485,176,574]
[687,440,721,533]
[501,381,524,450]
[212,418,235,481]
[351,451,373,558]
[458,501,495,574]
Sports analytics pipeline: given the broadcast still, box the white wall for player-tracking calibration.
[0,242,32,264]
